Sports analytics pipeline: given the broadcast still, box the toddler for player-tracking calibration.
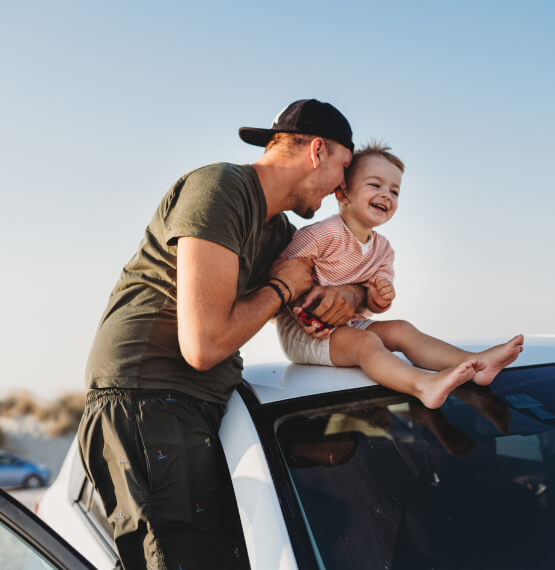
[277,142,523,409]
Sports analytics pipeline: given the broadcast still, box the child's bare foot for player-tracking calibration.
[418,360,485,409]
[472,335,524,386]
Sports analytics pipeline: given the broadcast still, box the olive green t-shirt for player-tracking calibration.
[85,163,295,403]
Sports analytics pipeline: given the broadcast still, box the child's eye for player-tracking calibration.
[391,190,399,197]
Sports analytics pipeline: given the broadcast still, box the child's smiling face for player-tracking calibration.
[337,155,402,241]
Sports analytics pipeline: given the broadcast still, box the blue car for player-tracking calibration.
[0,451,50,488]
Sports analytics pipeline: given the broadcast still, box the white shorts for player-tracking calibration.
[276,311,374,366]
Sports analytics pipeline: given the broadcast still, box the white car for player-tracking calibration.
[2,336,555,569]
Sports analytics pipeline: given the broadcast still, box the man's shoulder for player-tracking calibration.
[192,161,247,175]
[183,162,253,185]
[163,163,260,211]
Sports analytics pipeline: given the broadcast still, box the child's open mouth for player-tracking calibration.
[370,202,387,212]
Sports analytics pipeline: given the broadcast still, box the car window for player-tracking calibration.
[274,364,555,570]
[0,518,58,569]
[0,456,18,466]
[77,478,114,540]
[0,489,95,569]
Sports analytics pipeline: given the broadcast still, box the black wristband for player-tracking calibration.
[264,282,286,314]
[269,277,292,303]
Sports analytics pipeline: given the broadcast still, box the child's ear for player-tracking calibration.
[335,188,349,203]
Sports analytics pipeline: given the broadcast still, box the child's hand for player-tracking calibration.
[369,277,395,310]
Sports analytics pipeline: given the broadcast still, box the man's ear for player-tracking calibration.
[309,137,325,169]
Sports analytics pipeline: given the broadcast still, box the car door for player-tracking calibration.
[0,488,95,570]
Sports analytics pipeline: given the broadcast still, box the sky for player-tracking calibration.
[1,0,554,400]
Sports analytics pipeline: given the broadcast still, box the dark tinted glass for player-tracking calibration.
[276,364,555,570]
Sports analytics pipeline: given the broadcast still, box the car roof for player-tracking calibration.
[242,335,555,405]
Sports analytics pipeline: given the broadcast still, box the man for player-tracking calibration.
[78,99,363,569]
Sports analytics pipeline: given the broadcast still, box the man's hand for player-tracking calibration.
[269,257,314,303]
[368,277,395,313]
[293,284,365,338]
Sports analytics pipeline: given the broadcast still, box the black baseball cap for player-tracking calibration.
[239,99,354,152]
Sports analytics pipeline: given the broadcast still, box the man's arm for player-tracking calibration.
[176,236,313,371]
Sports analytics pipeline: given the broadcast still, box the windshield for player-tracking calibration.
[275,364,555,570]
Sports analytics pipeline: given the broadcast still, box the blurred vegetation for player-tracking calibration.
[0,390,86,437]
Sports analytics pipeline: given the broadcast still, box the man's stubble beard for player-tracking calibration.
[294,206,316,220]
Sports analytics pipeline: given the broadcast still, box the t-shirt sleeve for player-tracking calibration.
[280,226,319,260]
[162,167,248,255]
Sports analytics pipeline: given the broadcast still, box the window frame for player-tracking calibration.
[0,488,96,569]
[238,379,394,569]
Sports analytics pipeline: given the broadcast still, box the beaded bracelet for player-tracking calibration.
[264,281,286,314]
[269,277,292,304]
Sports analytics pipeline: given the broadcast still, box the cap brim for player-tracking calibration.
[239,126,354,152]
[238,127,277,147]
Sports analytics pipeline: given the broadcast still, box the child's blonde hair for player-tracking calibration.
[346,141,405,186]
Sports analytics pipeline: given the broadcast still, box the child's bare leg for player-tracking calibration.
[329,326,484,409]
[369,320,478,369]
[368,320,523,386]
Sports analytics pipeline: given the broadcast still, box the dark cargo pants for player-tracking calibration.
[78,388,249,570]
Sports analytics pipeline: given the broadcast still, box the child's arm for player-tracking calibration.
[367,276,395,313]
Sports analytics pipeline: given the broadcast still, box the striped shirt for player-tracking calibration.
[280,214,394,287]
